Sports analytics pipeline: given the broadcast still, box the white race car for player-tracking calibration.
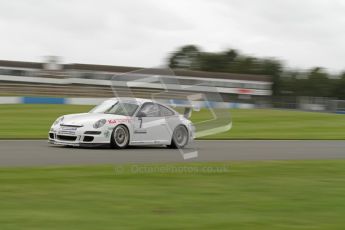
[49,98,195,149]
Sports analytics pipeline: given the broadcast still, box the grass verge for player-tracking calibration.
[0,104,344,139]
[1,160,345,229]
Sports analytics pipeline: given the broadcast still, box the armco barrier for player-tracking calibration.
[0,96,255,109]
[0,96,21,104]
[22,97,65,104]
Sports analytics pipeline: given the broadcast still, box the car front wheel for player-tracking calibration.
[111,125,130,149]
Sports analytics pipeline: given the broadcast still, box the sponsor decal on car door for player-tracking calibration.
[132,103,170,144]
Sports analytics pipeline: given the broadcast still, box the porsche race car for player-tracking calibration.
[48,98,195,149]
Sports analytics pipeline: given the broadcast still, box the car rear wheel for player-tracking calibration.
[168,125,188,149]
[111,125,130,149]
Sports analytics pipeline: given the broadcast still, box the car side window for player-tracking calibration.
[159,105,174,117]
[138,103,160,117]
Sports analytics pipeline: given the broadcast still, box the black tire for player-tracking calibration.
[168,125,189,149]
[111,125,130,149]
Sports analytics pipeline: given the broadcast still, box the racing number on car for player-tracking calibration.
[138,117,143,128]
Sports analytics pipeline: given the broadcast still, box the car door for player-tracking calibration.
[132,102,171,145]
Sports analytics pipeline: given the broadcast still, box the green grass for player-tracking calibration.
[1,160,345,229]
[0,104,92,139]
[0,104,344,139]
[196,108,345,140]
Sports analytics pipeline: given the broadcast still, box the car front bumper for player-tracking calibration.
[48,126,111,147]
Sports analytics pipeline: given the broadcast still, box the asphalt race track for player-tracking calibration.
[1,140,345,167]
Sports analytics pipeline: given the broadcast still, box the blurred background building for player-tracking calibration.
[0,46,345,113]
[0,57,272,108]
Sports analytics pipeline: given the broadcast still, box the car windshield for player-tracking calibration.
[105,102,139,116]
[90,100,139,116]
[89,100,115,113]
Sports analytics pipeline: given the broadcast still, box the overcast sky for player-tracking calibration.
[0,0,345,72]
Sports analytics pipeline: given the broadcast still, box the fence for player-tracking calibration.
[0,96,255,109]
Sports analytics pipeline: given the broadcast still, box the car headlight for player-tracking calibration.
[53,116,64,126]
[93,119,106,129]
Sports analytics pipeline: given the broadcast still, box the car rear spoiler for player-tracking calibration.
[170,103,200,119]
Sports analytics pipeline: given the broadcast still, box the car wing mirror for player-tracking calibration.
[137,111,147,117]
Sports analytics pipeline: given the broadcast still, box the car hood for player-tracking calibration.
[61,113,129,126]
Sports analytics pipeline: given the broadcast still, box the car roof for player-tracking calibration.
[107,97,155,105]
[105,97,178,114]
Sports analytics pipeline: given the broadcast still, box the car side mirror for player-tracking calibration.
[137,111,147,117]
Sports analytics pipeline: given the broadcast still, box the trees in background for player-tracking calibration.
[333,72,345,99]
[168,45,345,99]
